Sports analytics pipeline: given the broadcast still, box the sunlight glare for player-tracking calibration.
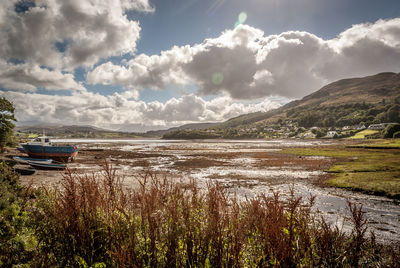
[238,12,247,24]
[234,12,247,29]
[212,72,224,85]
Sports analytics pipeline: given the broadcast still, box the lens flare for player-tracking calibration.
[238,12,247,24]
[212,72,224,85]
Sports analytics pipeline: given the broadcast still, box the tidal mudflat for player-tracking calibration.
[18,139,400,243]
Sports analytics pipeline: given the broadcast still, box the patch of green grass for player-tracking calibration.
[27,133,38,138]
[347,129,379,139]
[280,147,400,199]
[349,138,400,149]
[280,147,370,158]
[328,172,400,199]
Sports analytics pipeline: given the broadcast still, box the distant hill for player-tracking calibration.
[16,125,108,134]
[164,72,400,139]
[15,122,219,139]
[15,125,142,139]
[145,122,219,137]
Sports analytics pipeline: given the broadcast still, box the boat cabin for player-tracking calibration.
[28,136,52,146]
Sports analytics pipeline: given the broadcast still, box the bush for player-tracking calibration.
[0,162,34,266]
[315,129,327,138]
[383,124,400,138]
[393,131,400,138]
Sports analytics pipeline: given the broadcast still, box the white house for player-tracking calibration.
[368,123,396,130]
[326,131,338,138]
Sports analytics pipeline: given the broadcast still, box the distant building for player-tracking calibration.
[356,124,366,130]
[368,123,396,130]
[342,124,366,131]
[326,131,338,138]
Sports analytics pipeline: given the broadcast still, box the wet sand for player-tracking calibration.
[14,139,400,244]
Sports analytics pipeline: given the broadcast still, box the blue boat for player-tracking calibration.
[27,161,66,170]
[14,156,53,164]
[19,136,79,162]
[13,166,36,175]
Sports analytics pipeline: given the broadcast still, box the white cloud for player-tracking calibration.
[2,91,282,131]
[0,0,153,69]
[88,18,400,99]
[0,60,85,91]
[0,0,152,92]
[87,45,194,89]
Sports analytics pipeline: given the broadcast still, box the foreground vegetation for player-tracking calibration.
[281,141,400,199]
[0,97,16,152]
[1,163,400,267]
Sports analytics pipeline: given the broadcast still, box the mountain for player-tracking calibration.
[164,72,400,139]
[289,72,400,107]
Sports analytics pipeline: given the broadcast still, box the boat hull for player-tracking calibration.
[14,156,53,164]
[17,147,26,153]
[28,161,66,170]
[21,144,79,162]
[14,167,36,175]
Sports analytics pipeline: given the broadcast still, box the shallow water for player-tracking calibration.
[31,139,400,243]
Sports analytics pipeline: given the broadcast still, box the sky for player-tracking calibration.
[1,0,400,132]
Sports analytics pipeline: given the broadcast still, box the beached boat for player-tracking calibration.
[27,161,66,170]
[13,156,66,170]
[14,156,53,164]
[19,136,78,162]
[13,166,36,175]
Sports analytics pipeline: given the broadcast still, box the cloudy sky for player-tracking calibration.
[1,0,400,132]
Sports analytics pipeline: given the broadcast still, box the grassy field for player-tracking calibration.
[280,143,400,199]
[347,129,379,139]
[347,138,400,149]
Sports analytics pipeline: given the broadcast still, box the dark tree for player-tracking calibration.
[0,97,16,152]
[383,124,400,138]
[386,104,400,123]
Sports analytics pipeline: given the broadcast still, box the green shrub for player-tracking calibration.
[393,131,400,138]
[0,162,35,266]
[383,124,400,138]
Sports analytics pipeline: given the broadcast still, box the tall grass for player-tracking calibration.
[28,162,399,267]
